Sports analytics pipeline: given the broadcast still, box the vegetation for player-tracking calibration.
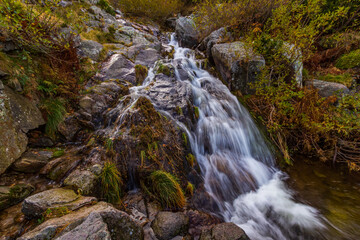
[186,181,194,196]
[100,161,123,204]
[147,170,186,208]
[336,49,360,70]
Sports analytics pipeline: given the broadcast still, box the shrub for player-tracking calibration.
[97,0,115,16]
[115,0,182,21]
[100,161,123,204]
[335,49,360,70]
[148,170,185,208]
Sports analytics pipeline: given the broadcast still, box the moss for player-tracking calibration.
[194,106,200,119]
[175,106,183,116]
[135,64,148,85]
[186,182,194,196]
[97,0,116,16]
[156,63,172,76]
[182,132,188,147]
[335,49,360,70]
[53,149,65,158]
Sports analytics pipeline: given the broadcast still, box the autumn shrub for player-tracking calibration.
[114,0,182,21]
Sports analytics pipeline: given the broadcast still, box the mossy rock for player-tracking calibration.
[0,184,34,211]
[135,64,148,85]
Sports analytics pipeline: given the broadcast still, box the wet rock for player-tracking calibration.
[21,188,96,218]
[58,0,72,7]
[78,40,104,61]
[12,150,53,173]
[0,184,34,211]
[135,48,161,67]
[63,169,98,195]
[305,79,350,98]
[200,222,249,240]
[57,116,81,142]
[0,80,4,90]
[96,54,136,84]
[0,70,9,80]
[56,212,111,240]
[4,86,45,132]
[40,153,82,181]
[166,17,177,29]
[28,136,54,148]
[176,16,200,49]
[211,42,265,94]
[151,211,189,240]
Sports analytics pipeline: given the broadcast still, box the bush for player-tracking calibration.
[335,49,360,70]
[100,161,123,204]
[115,0,182,21]
[147,170,185,208]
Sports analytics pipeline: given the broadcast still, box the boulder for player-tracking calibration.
[283,42,303,86]
[18,202,143,240]
[63,169,98,195]
[40,154,82,181]
[0,88,28,175]
[175,16,200,49]
[199,27,232,60]
[56,212,111,240]
[4,86,45,132]
[0,184,34,211]
[78,40,104,61]
[151,211,189,240]
[199,222,249,240]
[21,188,96,218]
[305,79,350,98]
[211,42,265,94]
[12,150,53,173]
[96,54,136,84]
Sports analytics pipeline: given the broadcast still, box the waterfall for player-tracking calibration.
[134,34,326,239]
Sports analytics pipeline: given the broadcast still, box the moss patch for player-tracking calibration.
[336,49,360,70]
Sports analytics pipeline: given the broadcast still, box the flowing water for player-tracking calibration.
[129,34,357,239]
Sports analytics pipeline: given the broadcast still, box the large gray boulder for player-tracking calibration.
[22,188,96,218]
[199,27,233,59]
[305,79,350,98]
[211,42,265,94]
[96,54,136,84]
[18,202,143,240]
[151,211,189,240]
[175,16,200,49]
[12,150,53,173]
[199,222,249,240]
[78,40,104,61]
[63,169,99,195]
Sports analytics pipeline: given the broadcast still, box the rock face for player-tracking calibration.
[78,40,104,61]
[64,169,99,195]
[211,42,265,94]
[21,188,96,218]
[0,184,34,211]
[305,79,350,98]
[18,201,143,240]
[151,211,189,240]
[12,150,53,173]
[175,16,200,49]
[200,222,250,240]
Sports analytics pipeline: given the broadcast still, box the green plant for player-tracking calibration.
[97,0,115,16]
[44,206,70,219]
[100,161,123,204]
[40,98,66,138]
[148,170,185,208]
[186,153,195,167]
[115,0,182,21]
[316,73,354,87]
[53,149,65,158]
[105,138,114,153]
[335,49,360,70]
[194,106,200,119]
[186,182,194,196]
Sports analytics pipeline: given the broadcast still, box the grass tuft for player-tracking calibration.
[100,161,123,204]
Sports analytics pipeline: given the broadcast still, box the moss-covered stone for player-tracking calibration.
[0,184,34,211]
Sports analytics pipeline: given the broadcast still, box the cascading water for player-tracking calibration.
[132,34,326,239]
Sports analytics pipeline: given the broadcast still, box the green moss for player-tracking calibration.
[194,106,200,119]
[182,132,188,147]
[97,0,116,16]
[156,63,172,76]
[336,49,360,70]
[175,106,183,116]
[316,73,353,88]
[186,182,194,196]
[53,149,65,158]
[186,153,195,167]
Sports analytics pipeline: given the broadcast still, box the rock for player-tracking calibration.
[0,184,34,211]
[96,54,136,84]
[56,212,111,240]
[64,169,98,195]
[0,88,28,175]
[28,136,54,148]
[151,211,189,240]
[200,222,249,240]
[305,79,350,98]
[4,86,45,132]
[211,42,265,94]
[40,154,82,181]
[79,96,96,112]
[0,70,9,80]
[135,48,161,67]
[58,0,72,7]
[199,27,232,60]
[12,150,53,173]
[175,16,200,48]
[57,116,81,141]
[0,80,4,90]
[78,40,104,61]
[166,17,177,29]
[283,42,303,86]
[0,39,17,52]
[18,202,143,240]
[21,188,96,218]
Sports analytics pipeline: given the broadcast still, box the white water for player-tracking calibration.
[166,34,325,239]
